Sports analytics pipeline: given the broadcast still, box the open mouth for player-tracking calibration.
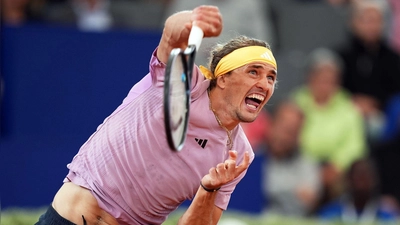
[245,93,265,110]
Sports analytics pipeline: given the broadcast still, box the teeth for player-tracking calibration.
[248,94,265,102]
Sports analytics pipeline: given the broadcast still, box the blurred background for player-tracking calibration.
[1,0,400,224]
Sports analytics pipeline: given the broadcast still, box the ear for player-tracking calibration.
[216,74,227,89]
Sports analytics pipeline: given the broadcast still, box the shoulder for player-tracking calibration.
[234,126,255,161]
[150,48,167,69]
[333,90,359,112]
[291,86,313,110]
[190,65,210,101]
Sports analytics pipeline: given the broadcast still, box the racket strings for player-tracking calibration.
[207,89,233,150]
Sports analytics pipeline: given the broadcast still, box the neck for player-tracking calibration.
[314,96,330,106]
[208,89,238,131]
[208,89,235,149]
[354,35,381,52]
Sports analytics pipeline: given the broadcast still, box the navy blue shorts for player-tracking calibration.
[35,205,86,225]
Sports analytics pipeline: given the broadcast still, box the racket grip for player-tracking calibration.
[188,25,204,51]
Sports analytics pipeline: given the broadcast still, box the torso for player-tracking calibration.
[60,53,254,224]
[52,182,119,225]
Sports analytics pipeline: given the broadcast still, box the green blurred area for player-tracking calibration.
[1,208,396,225]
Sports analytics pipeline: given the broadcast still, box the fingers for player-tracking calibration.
[215,164,226,179]
[235,151,250,175]
[228,150,237,161]
[191,5,223,38]
[224,150,237,175]
[222,150,250,177]
[208,162,234,186]
[215,151,251,178]
[202,151,251,190]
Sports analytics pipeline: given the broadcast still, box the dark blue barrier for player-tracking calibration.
[0,24,264,214]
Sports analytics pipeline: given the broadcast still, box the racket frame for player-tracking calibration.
[163,46,196,151]
[164,25,203,151]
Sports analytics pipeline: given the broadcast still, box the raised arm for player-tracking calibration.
[156,5,223,64]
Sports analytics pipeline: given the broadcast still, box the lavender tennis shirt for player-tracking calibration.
[64,49,255,225]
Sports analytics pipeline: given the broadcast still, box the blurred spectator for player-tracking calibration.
[43,0,168,31]
[241,108,271,152]
[388,0,400,54]
[318,157,398,223]
[1,0,29,25]
[1,0,45,26]
[290,48,367,212]
[70,0,112,31]
[380,93,400,141]
[372,94,400,206]
[163,0,275,66]
[42,0,112,31]
[291,47,367,173]
[262,101,321,217]
[336,0,400,144]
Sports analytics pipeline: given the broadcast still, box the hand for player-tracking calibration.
[296,184,318,209]
[352,94,380,117]
[184,5,223,38]
[321,162,341,186]
[157,5,223,63]
[201,150,250,190]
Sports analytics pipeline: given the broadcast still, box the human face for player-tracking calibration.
[309,63,339,104]
[268,105,303,159]
[352,6,383,45]
[221,62,277,124]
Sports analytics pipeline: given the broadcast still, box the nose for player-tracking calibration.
[256,76,272,91]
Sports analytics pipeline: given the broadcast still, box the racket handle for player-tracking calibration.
[188,25,204,51]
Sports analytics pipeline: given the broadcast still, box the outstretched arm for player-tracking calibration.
[156,5,223,64]
[178,150,251,225]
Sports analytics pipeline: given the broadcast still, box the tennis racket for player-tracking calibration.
[164,25,204,151]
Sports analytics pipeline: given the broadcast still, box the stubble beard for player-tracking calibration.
[237,110,258,123]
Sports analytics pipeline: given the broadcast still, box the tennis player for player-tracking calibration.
[35,5,278,225]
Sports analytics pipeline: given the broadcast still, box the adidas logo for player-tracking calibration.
[260,51,272,60]
[195,138,208,149]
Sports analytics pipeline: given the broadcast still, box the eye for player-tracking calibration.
[267,75,275,81]
[249,70,258,75]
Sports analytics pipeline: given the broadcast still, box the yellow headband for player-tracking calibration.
[199,46,277,80]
